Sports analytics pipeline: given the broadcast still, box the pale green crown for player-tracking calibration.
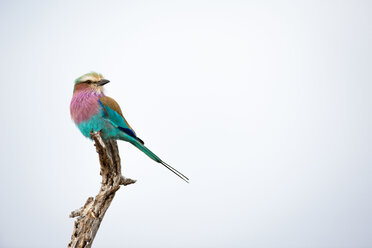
[74,72,104,84]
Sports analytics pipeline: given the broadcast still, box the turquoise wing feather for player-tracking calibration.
[99,96,144,144]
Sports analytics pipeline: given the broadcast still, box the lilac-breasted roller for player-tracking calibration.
[70,72,189,183]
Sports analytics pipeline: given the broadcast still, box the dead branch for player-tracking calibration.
[68,131,136,248]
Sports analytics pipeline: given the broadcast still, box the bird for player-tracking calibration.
[70,72,189,183]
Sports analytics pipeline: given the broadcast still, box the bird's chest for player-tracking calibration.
[70,94,102,124]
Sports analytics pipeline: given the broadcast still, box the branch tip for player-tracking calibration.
[120,176,137,186]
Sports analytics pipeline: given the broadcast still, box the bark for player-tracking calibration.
[68,131,136,248]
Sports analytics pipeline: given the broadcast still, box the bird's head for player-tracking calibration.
[73,72,110,93]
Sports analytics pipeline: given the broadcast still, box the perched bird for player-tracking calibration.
[70,72,189,183]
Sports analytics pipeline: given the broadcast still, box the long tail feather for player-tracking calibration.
[160,161,189,183]
[129,139,189,183]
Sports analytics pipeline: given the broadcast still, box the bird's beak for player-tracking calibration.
[97,79,110,86]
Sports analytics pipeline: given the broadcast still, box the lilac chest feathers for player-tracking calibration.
[70,91,104,125]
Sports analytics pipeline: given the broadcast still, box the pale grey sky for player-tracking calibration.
[0,0,371,247]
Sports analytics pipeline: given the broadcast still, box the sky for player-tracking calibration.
[0,0,371,247]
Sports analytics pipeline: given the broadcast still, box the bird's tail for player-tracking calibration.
[129,139,189,183]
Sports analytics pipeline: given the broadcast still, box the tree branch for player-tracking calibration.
[68,131,136,248]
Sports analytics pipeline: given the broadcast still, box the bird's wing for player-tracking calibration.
[99,96,144,144]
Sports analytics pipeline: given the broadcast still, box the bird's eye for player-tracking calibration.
[86,80,92,84]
